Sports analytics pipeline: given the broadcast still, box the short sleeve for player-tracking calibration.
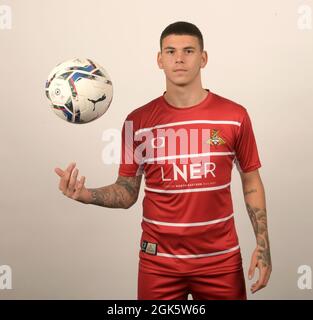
[234,109,262,173]
[118,116,144,177]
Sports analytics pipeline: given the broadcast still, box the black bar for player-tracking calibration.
[0,300,312,319]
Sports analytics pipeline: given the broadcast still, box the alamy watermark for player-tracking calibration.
[0,5,12,30]
[0,265,12,290]
[101,121,219,180]
[297,265,312,290]
[102,121,213,165]
[297,4,312,30]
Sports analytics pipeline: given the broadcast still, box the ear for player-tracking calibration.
[200,50,208,68]
[157,51,163,69]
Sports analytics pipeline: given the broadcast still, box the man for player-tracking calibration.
[55,21,272,300]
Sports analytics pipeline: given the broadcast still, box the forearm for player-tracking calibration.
[86,184,133,209]
[242,176,272,267]
[85,175,141,209]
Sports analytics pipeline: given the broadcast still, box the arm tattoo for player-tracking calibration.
[246,203,272,268]
[244,188,257,196]
[115,175,141,199]
[88,175,142,209]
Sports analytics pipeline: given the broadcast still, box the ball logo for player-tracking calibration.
[88,94,107,111]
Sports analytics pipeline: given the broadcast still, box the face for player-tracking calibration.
[157,34,208,87]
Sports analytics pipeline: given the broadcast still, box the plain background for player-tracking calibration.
[0,0,312,299]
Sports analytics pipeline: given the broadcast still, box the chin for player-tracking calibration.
[176,82,189,87]
[168,77,190,86]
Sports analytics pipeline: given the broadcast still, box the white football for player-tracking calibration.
[45,58,113,123]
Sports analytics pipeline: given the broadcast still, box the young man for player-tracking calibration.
[55,21,272,300]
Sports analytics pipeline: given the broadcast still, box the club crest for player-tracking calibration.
[206,129,226,146]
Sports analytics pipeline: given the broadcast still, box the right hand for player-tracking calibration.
[54,162,91,204]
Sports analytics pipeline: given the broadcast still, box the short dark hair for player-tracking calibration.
[160,21,204,52]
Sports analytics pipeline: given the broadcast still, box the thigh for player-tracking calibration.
[137,269,189,300]
[189,268,247,300]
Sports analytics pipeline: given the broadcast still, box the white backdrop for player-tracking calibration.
[0,0,312,299]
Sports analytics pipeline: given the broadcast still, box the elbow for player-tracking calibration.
[240,169,262,186]
[123,202,133,209]
[123,197,138,209]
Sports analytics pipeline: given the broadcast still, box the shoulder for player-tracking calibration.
[126,96,160,121]
[212,92,248,117]
[122,96,161,132]
[209,92,253,128]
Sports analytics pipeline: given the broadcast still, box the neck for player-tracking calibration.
[163,77,208,108]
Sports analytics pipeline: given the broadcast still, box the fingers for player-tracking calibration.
[72,176,86,200]
[251,279,266,293]
[250,264,272,294]
[54,167,64,177]
[248,265,256,281]
[251,276,264,293]
[55,162,87,202]
[248,248,272,294]
[264,267,272,284]
[248,254,257,280]
[59,162,76,193]
[67,168,79,194]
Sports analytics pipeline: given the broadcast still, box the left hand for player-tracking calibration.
[248,246,272,294]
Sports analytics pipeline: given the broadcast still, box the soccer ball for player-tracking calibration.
[45,58,113,123]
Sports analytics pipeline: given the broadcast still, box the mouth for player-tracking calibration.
[174,69,187,72]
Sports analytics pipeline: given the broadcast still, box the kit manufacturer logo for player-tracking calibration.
[141,240,157,255]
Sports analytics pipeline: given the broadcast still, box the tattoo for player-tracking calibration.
[246,203,259,235]
[245,203,272,268]
[116,175,141,199]
[244,188,257,196]
[88,175,142,209]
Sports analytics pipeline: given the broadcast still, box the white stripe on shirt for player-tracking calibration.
[142,213,234,227]
[135,120,241,136]
[145,182,231,194]
[142,151,235,164]
[156,245,240,259]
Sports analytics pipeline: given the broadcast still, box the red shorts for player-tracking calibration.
[137,267,247,300]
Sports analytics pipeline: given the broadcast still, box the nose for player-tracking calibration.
[175,51,184,63]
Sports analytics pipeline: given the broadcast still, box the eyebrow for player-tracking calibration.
[163,46,196,50]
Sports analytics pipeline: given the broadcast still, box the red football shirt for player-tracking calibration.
[119,89,261,276]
